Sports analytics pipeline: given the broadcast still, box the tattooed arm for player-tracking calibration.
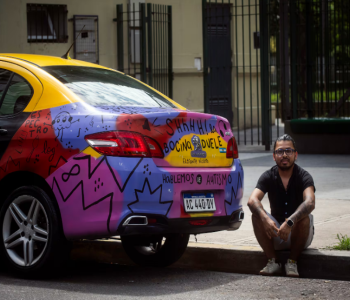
[289,186,315,223]
[248,188,267,219]
[278,186,315,241]
[248,188,278,239]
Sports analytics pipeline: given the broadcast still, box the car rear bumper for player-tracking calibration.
[118,208,244,236]
[49,153,244,240]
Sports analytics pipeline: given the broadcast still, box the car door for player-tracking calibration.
[0,61,43,160]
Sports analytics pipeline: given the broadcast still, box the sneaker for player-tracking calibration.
[285,259,299,278]
[259,258,282,276]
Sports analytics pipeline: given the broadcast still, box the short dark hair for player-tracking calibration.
[274,134,296,150]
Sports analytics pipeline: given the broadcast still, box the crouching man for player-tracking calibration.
[248,134,315,277]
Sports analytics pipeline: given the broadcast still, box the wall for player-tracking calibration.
[0,0,204,111]
[0,0,130,68]
[0,0,265,129]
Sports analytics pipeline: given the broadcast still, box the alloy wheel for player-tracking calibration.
[135,237,165,255]
[2,195,49,267]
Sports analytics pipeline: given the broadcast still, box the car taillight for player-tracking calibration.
[189,219,212,226]
[144,136,164,158]
[85,131,164,158]
[226,137,239,159]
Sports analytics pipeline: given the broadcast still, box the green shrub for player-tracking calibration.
[332,234,350,250]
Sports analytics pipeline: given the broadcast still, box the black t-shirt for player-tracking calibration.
[256,164,315,223]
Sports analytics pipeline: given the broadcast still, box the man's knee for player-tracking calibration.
[293,216,309,230]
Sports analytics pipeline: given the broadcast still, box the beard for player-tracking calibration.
[276,158,295,170]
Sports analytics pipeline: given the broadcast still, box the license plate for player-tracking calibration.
[183,193,216,213]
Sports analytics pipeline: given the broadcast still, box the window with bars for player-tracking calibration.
[27,4,68,43]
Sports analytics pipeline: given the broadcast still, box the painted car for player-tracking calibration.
[0,54,244,276]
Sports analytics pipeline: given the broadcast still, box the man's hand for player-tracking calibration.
[248,189,279,239]
[277,221,292,241]
[262,217,279,239]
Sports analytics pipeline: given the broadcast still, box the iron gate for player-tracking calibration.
[203,0,350,150]
[115,3,173,99]
[202,0,272,147]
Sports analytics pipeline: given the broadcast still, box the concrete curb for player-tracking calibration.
[71,241,350,281]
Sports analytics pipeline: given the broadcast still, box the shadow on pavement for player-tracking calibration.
[0,261,248,297]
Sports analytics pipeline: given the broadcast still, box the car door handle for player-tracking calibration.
[0,129,8,136]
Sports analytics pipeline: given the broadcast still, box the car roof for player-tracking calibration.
[0,53,186,111]
[0,53,108,68]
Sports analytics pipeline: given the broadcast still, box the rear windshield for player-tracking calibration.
[43,66,176,108]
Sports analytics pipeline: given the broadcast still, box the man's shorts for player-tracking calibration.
[266,212,314,251]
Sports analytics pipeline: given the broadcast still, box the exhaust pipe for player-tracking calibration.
[123,216,148,226]
[227,210,245,231]
[238,211,244,221]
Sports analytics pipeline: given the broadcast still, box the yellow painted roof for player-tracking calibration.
[0,53,186,111]
[0,53,107,68]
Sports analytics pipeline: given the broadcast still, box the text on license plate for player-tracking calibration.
[183,193,216,213]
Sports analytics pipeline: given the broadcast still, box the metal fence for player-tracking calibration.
[203,0,271,147]
[264,0,350,149]
[115,3,173,99]
[287,0,350,119]
[203,0,350,150]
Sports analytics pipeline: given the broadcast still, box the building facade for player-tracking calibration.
[0,0,264,136]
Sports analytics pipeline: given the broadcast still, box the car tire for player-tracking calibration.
[121,233,190,267]
[0,186,70,277]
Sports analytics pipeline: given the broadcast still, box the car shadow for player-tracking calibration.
[0,261,250,297]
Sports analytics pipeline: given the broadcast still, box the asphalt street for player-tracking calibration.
[0,262,349,300]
